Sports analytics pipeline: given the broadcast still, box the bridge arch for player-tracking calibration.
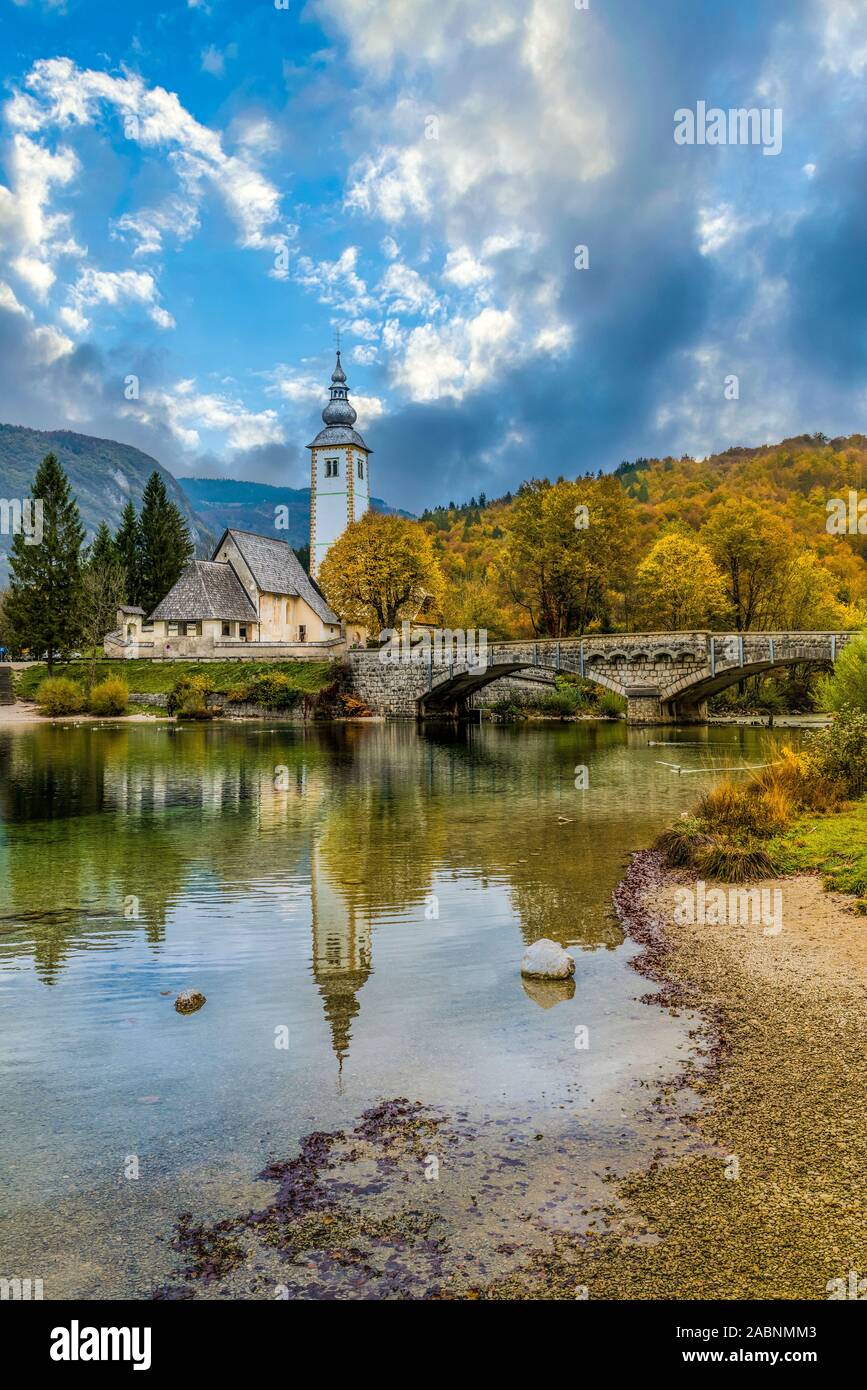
[347,631,852,723]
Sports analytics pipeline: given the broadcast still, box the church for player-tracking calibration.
[106,352,370,658]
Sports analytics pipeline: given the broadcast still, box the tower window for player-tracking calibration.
[325,458,339,478]
[357,459,364,479]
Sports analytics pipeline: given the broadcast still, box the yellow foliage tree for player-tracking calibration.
[317,512,445,634]
[637,532,728,630]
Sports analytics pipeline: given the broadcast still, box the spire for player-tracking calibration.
[322,350,357,427]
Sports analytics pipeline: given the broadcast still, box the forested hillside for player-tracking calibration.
[0,425,211,578]
[420,433,867,638]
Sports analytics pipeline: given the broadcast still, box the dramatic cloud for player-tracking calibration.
[2,1,867,511]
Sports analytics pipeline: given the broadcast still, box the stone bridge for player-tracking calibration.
[348,631,853,723]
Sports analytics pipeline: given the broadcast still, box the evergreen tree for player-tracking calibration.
[87,520,118,571]
[137,472,195,617]
[114,500,142,606]
[5,453,85,674]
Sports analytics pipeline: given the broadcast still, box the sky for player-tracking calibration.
[1,0,867,513]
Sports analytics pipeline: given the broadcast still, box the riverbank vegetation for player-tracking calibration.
[655,706,867,902]
[35,674,129,717]
[16,658,337,701]
[487,675,626,720]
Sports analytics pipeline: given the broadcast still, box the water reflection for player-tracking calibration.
[0,721,782,1068]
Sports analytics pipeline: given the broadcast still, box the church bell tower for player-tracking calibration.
[307,351,371,579]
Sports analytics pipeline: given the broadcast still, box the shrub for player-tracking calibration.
[226,671,302,710]
[168,674,212,718]
[35,676,85,716]
[538,686,584,717]
[817,633,867,712]
[89,676,129,716]
[597,689,626,718]
[804,708,867,799]
[694,837,778,883]
[654,818,712,868]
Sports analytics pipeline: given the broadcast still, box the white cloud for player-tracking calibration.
[821,0,867,75]
[377,261,439,314]
[133,382,285,453]
[6,58,283,251]
[0,133,81,296]
[389,307,517,402]
[201,44,237,78]
[351,344,378,365]
[346,144,431,223]
[293,245,375,314]
[113,196,201,257]
[67,268,175,331]
[442,246,492,289]
[32,322,74,363]
[0,280,31,316]
[11,253,56,297]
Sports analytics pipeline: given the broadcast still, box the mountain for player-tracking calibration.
[178,477,414,552]
[0,424,213,580]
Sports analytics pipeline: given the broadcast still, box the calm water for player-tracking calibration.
[0,720,786,1297]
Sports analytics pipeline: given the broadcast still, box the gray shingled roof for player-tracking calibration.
[307,425,370,450]
[148,561,259,623]
[217,529,340,625]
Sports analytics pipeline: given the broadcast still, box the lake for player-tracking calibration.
[0,720,788,1297]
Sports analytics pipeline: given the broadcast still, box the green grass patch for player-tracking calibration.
[770,800,867,904]
[14,659,337,700]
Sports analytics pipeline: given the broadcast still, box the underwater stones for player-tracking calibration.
[520,938,575,980]
[175,989,207,1015]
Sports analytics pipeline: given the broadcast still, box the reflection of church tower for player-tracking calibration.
[309,838,373,1072]
[307,351,372,579]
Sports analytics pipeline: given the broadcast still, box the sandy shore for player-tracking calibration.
[488,854,867,1299]
[0,700,169,725]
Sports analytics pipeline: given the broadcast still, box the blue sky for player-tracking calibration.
[1,0,867,512]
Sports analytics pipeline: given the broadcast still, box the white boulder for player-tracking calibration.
[520,938,575,980]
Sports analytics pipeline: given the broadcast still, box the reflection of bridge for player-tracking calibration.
[349,631,853,724]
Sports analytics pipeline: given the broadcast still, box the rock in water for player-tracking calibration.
[520,938,575,979]
[175,989,207,1015]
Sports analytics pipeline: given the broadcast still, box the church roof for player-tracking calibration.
[307,424,370,450]
[148,561,258,623]
[306,351,371,452]
[215,528,340,625]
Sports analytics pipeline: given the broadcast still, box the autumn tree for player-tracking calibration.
[636,531,728,630]
[498,477,638,636]
[5,453,85,673]
[701,501,794,631]
[317,512,445,633]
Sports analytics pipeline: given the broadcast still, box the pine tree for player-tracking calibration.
[114,501,142,606]
[138,472,195,617]
[5,453,85,674]
[87,520,118,571]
